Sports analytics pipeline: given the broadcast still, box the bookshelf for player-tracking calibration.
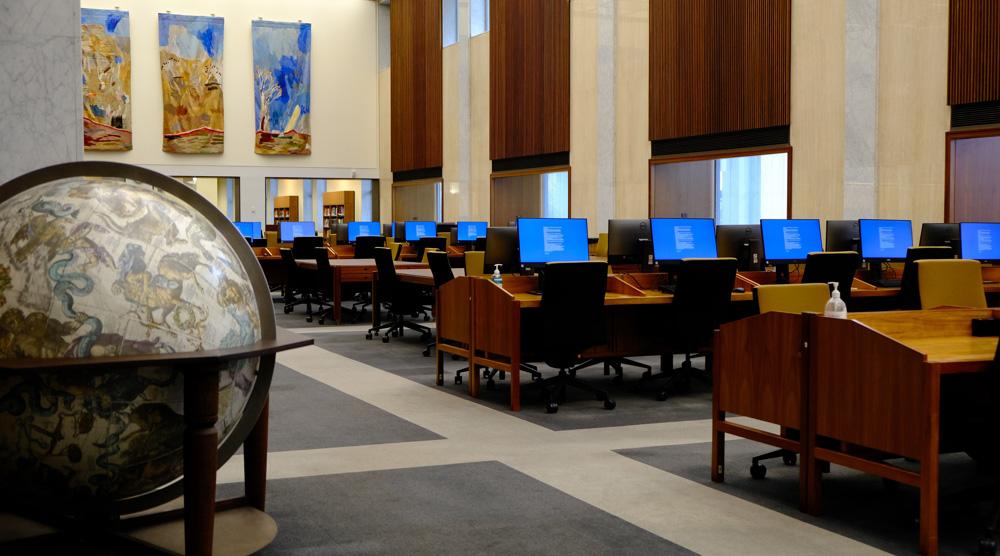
[322,191,356,231]
[273,195,299,223]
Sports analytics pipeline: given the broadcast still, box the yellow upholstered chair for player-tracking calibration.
[437,231,452,248]
[464,250,486,276]
[594,232,609,258]
[421,248,442,264]
[265,231,279,248]
[917,259,986,309]
[325,232,338,246]
[389,242,403,261]
[755,283,830,314]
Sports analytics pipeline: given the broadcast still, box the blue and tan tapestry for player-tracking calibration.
[252,20,312,155]
[81,8,131,151]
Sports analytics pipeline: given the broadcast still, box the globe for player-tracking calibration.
[0,164,273,516]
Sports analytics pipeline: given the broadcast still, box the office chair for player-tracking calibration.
[292,236,325,259]
[305,247,336,325]
[415,237,448,262]
[421,248,443,263]
[897,246,955,309]
[464,251,486,277]
[366,247,432,343]
[422,251,454,358]
[917,259,987,309]
[280,248,312,315]
[474,236,487,251]
[594,233,609,257]
[744,283,830,478]
[801,251,860,305]
[533,261,616,413]
[354,235,387,259]
[644,258,738,401]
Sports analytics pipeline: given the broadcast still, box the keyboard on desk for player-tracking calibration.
[872,279,901,288]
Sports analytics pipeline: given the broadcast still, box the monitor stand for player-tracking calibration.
[775,264,791,284]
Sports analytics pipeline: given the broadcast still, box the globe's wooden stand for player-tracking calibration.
[0,330,312,556]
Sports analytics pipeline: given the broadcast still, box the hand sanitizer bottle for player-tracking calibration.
[824,281,848,319]
[491,264,503,287]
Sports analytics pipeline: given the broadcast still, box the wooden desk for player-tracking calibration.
[397,268,466,286]
[806,308,998,555]
[295,258,426,323]
[436,274,753,410]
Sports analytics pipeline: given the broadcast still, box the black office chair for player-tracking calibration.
[644,258,738,401]
[365,247,432,343]
[354,235,387,259]
[474,236,487,251]
[279,248,313,314]
[305,247,337,325]
[532,261,616,413]
[801,251,860,305]
[292,236,325,259]
[415,237,448,261]
[422,251,454,357]
[897,246,955,310]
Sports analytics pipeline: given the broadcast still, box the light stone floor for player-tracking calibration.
[212,342,889,555]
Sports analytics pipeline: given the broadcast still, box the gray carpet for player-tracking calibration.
[261,363,441,452]
[219,461,694,555]
[618,439,999,556]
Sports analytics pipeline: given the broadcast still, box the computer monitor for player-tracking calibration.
[279,221,316,243]
[650,218,717,262]
[859,219,913,262]
[404,221,435,242]
[234,221,262,239]
[919,223,961,256]
[607,219,651,264]
[347,221,382,242]
[760,219,823,265]
[483,226,519,274]
[456,221,488,242]
[960,222,1000,263]
[716,224,763,271]
[517,218,590,265]
[825,220,860,253]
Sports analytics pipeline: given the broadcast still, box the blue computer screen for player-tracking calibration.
[961,222,1000,262]
[234,221,262,239]
[517,218,590,264]
[348,221,381,242]
[760,219,823,263]
[859,219,912,260]
[650,218,717,261]
[456,221,488,242]
[404,221,435,241]
[279,221,316,242]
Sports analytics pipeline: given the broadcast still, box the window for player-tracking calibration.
[361,180,374,221]
[650,150,789,224]
[174,176,240,220]
[392,180,443,222]
[443,0,458,46]
[471,0,489,36]
[266,178,368,232]
[490,168,571,225]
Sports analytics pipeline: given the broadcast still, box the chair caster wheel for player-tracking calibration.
[782,453,797,466]
[454,375,463,385]
[391,331,399,337]
[306,316,313,323]
[750,463,767,480]
[284,307,292,314]
[382,336,390,343]
[656,390,668,401]
[422,348,431,357]
[603,399,616,410]
[319,319,325,325]
[423,315,431,322]
[365,333,373,340]
[546,402,559,414]
[979,535,997,556]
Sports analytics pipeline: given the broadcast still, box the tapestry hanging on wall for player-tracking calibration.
[252,20,312,155]
[82,8,132,151]
[158,13,225,154]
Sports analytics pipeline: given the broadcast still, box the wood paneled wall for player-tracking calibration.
[490,0,570,161]
[649,0,791,141]
[390,0,443,173]
[948,0,1000,105]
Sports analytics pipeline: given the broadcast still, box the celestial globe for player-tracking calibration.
[0,163,274,516]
